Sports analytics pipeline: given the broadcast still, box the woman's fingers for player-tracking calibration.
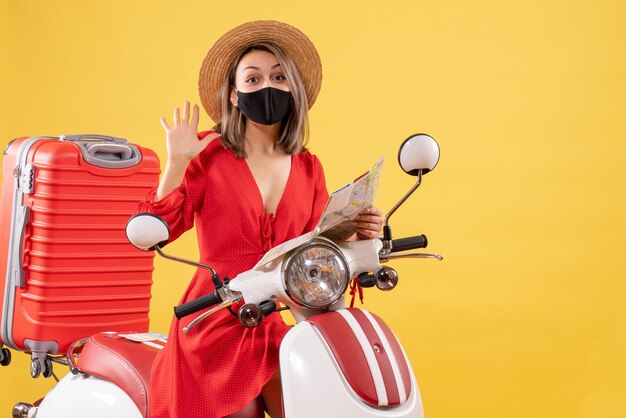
[170,102,198,127]
[191,103,200,128]
[355,226,379,239]
[354,222,381,237]
[356,208,383,225]
[162,102,205,161]
[355,215,382,224]
[174,107,181,127]
[356,229,379,239]
[365,206,383,217]
[354,207,384,239]
[182,101,190,125]
[354,220,381,231]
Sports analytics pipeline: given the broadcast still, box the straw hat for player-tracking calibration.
[198,20,322,123]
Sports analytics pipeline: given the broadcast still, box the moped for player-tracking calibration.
[12,133,443,418]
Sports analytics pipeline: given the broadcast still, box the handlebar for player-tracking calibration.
[174,291,222,319]
[173,234,429,320]
[390,234,428,252]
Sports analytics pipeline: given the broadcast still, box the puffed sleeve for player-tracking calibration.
[135,155,206,244]
[303,154,329,232]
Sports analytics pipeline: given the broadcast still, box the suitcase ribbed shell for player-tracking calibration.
[0,136,160,356]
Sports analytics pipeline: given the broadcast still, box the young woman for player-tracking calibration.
[138,21,384,418]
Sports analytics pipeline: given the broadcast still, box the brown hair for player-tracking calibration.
[214,43,310,158]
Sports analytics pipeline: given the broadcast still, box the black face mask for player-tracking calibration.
[236,87,294,125]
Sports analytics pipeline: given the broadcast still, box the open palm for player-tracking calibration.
[160,101,217,162]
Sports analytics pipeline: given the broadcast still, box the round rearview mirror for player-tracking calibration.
[398,133,440,176]
[125,213,170,251]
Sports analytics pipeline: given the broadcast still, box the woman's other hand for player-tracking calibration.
[354,207,384,240]
[160,101,218,163]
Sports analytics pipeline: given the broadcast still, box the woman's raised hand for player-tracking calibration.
[160,101,217,163]
[154,101,219,200]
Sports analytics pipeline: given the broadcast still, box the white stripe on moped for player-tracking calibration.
[362,310,406,404]
[337,309,388,406]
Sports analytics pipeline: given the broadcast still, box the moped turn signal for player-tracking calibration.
[375,266,399,291]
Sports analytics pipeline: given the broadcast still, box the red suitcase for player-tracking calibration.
[0,134,160,377]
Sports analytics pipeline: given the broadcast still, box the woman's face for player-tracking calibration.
[230,50,289,105]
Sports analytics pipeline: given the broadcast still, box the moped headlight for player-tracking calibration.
[283,240,350,309]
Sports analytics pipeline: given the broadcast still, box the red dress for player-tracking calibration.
[137,132,329,418]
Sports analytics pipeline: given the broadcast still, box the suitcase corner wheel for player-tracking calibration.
[30,355,53,379]
[24,340,59,378]
[0,346,11,366]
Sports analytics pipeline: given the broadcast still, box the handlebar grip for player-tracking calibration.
[391,234,428,253]
[174,292,222,319]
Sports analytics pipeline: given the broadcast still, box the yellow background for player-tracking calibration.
[1,0,625,417]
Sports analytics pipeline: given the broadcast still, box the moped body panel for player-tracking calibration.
[280,310,424,418]
[34,372,142,418]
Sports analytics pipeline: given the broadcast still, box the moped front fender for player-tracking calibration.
[280,309,424,418]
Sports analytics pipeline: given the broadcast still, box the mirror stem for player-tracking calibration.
[383,170,423,240]
[155,245,217,276]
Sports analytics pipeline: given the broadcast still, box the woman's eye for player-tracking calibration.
[246,77,258,83]
[273,74,286,82]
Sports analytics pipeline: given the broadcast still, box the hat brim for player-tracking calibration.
[198,20,322,123]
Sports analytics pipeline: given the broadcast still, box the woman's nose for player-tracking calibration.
[264,78,281,89]
[266,79,289,91]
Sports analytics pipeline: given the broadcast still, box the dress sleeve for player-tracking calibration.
[135,157,206,243]
[303,154,330,232]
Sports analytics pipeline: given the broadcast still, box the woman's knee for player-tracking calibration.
[223,397,265,418]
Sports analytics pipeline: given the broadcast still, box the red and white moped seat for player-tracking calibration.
[73,332,165,417]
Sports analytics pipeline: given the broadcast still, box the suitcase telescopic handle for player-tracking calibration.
[61,134,142,168]
[85,143,134,160]
[60,134,127,144]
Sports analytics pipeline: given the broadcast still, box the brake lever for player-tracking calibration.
[381,252,444,262]
[182,295,242,333]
